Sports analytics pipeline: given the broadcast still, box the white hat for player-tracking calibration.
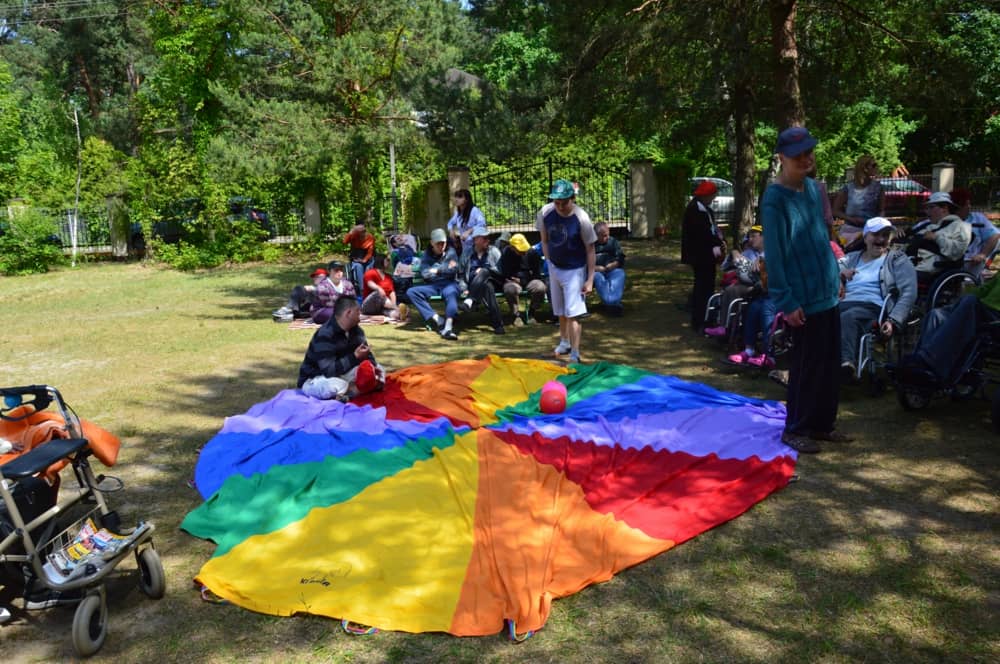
[863,217,894,235]
[927,191,954,207]
[471,226,490,239]
[430,228,447,243]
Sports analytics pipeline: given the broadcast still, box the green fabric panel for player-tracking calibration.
[181,432,454,558]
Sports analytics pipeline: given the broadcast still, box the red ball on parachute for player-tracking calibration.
[539,380,567,414]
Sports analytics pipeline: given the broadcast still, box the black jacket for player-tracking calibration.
[500,246,544,285]
[297,317,373,387]
[681,198,724,267]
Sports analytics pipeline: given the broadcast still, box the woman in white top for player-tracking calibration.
[446,189,487,257]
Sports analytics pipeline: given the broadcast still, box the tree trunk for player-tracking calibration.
[769,0,803,130]
[733,77,756,241]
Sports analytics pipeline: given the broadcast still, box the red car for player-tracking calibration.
[879,177,931,218]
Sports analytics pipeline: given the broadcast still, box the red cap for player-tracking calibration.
[693,180,718,197]
[310,268,328,278]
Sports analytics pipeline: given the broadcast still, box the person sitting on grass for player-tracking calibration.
[838,217,917,382]
[361,254,408,322]
[272,267,330,323]
[407,228,462,340]
[297,297,385,401]
[458,226,505,335]
[500,233,547,326]
[312,261,356,325]
[592,221,626,316]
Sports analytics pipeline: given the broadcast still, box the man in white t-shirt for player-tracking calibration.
[536,179,596,364]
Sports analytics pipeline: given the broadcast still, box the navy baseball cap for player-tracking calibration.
[776,127,818,157]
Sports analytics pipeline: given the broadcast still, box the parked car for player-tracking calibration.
[878,177,931,218]
[690,177,735,226]
[129,197,273,250]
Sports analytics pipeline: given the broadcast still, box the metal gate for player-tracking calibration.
[470,159,630,234]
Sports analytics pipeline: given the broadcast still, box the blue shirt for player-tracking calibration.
[535,202,596,270]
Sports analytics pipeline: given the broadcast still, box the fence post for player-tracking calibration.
[628,160,656,239]
[932,162,955,193]
[423,179,449,240]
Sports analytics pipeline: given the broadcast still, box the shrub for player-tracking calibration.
[0,209,66,275]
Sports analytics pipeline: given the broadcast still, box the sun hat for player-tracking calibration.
[471,226,490,239]
[509,233,531,253]
[430,228,447,243]
[310,268,328,278]
[549,179,576,200]
[863,217,894,235]
[775,126,818,157]
[749,225,763,233]
[693,180,717,197]
[927,191,955,207]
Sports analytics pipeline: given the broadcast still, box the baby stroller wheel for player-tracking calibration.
[137,547,166,599]
[71,592,108,657]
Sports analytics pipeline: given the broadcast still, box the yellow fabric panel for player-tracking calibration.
[196,430,481,633]
[449,430,674,636]
[468,356,568,426]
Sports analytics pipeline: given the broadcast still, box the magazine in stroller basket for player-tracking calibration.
[0,385,165,657]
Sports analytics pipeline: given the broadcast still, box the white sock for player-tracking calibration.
[432,314,442,327]
[443,318,453,332]
[463,298,473,309]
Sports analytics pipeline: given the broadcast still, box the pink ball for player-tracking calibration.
[542,380,567,396]
[539,382,567,414]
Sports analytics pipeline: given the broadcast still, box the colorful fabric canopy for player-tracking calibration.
[183,356,794,636]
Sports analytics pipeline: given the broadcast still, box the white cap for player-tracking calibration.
[927,191,954,206]
[863,217,894,235]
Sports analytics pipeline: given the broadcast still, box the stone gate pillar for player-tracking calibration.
[629,160,657,239]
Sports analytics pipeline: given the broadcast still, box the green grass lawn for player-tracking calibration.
[0,241,996,663]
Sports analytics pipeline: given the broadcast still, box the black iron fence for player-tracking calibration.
[470,159,630,235]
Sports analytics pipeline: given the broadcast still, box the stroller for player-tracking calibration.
[0,385,164,657]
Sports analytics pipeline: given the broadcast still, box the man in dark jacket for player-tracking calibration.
[407,227,463,340]
[500,233,547,325]
[459,226,506,334]
[681,180,726,332]
[298,297,383,400]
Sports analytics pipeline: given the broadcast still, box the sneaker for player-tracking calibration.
[441,329,458,341]
[704,326,727,338]
[768,369,789,387]
[747,355,775,369]
[0,606,11,624]
[568,351,581,363]
[397,303,409,321]
[840,361,857,383]
[424,321,438,332]
[727,351,751,364]
[493,325,506,335]
[554,340,571,356]
[272,312,294,323]
[459,298,473,313]
[273,306,292,316]
[24,588,84,610]
[513,315,525,327]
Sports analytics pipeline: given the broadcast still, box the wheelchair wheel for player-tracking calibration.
[71,592,108,657]
[928,270,980,311]
[137,547,166,599]
[897,386,931,411]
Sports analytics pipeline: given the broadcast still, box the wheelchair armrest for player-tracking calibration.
[0,437,89,479]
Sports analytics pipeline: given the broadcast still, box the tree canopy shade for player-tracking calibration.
[0,0,997,261]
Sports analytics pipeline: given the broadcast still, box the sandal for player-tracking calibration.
[781,431,821,453]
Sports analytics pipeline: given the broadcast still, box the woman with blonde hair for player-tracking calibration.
[832,154,885,245]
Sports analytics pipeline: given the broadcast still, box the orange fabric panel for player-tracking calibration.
[449,430,674,636]
[0,405,120,472]
[394,358,490,426]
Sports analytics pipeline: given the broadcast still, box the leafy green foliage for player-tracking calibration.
[0,209,66,275]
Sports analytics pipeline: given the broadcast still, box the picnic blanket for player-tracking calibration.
[182,356,794,636]
[288,315,403,330]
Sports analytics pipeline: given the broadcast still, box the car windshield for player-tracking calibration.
[879,178,926,193]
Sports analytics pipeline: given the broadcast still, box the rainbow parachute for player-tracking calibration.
[183,356,794,636]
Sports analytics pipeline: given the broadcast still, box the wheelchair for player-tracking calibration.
[893,314,1000,432]
[703,290,748,348]
[845,294,922,395]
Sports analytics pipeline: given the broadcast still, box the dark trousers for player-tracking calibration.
[785,305,841,436]
[690,263,716,330]
[468,270,503,327]
[916,295,999,384]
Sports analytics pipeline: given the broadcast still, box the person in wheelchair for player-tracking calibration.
[906,192,972,286]
[952,187,1000,279]
[839,217,917,380]
[898,276,1000,389]
[705,225,764,338]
